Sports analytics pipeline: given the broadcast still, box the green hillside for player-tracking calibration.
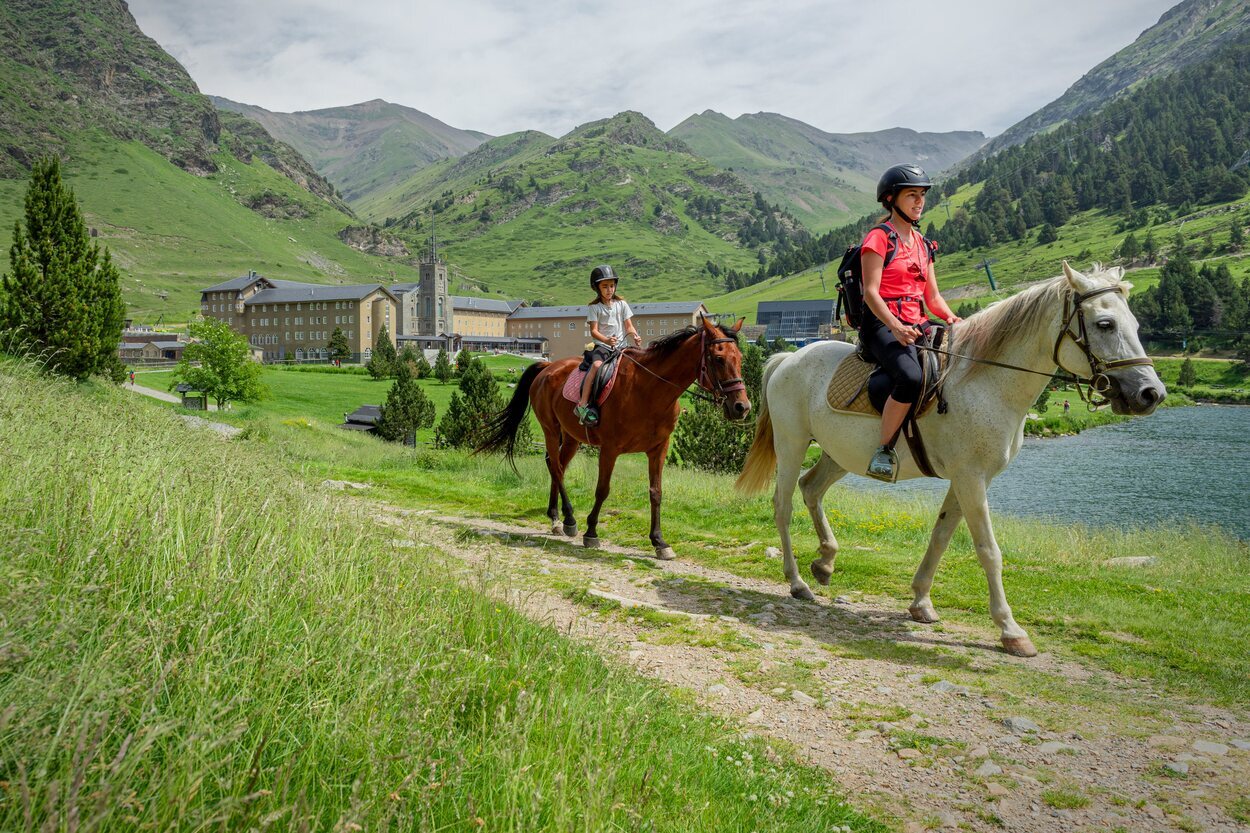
[368,113,805,305]
[211,97,491,206]
[0,133,422,322]
[355,130,557,222]
[670,112,985,233]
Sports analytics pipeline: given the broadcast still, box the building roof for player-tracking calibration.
[508,301,707,320]
[389,282,419,294]
[150,341,184,350]
[452,295,514,314]
[246,284,396,305]
[201,274,266,293]
[756,299,836,313]
[344,405,382,425]
[458,335,546,344]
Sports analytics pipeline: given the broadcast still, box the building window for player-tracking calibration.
[568,322,575,330]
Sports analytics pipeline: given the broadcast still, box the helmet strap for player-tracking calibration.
[890,196,921,229]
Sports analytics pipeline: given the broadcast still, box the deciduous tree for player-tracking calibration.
[174,318,267,409]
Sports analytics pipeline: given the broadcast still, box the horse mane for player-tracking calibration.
[642,323,739,358]
[951,265,1129,382]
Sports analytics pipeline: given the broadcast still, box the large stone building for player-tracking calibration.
[507,301,710,362]
[199,272,398,362]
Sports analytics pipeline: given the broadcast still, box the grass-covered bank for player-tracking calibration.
[251,415,1250,708]
[0,360,879,832]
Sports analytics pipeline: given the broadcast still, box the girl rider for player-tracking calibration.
[860,163,960,481]
[575,264,642,425]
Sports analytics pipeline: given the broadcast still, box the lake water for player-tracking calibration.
[844,405,1250,540]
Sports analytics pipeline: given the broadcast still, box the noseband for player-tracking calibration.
[1053,285,1154,408]
[696,329,745,405]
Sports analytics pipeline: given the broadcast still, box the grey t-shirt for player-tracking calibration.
[587,299,633,349]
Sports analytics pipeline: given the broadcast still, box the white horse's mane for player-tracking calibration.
[952,265,1130,381]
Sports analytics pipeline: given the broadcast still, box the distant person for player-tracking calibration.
[575,264,641,425]
[1063,399,1070,415]
[128,369,135,386]
[860,164,961,482]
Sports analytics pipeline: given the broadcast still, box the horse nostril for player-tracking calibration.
[1140,387,1161,406]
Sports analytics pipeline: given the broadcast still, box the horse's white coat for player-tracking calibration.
[740,264,1165,656]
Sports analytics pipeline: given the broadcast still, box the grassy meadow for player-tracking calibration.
[0,356,882,832]
[131,351,1250,707]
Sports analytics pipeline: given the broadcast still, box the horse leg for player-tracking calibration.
[583,448,619,549]
[908,486,963,624]
[950,476,1037,657]
[646,440,676,560]
[799,452,846,586]
[773,432,816,602]
[556,435,580,536]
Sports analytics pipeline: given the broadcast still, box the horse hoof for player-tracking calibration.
[791,586,816,602]
[583,536,600,549]
[563,524,578,537]
[809,560,833,586]
[551,521,563,535]
[655,546,677,561]
[908,604,940,624]
[1001,636,1038,658]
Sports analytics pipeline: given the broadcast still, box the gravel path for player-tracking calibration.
[376,508,1250,833]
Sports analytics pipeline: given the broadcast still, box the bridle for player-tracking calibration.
[623,327,746,405]
[1051,285,1154,408]
[696,328,746,405]
[921,285,1154,410]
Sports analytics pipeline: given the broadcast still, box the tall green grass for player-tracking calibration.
[0,359,878,832]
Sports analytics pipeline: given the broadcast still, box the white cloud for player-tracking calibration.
[129,0,1179,138]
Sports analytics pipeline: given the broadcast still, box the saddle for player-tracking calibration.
[561,351,623,407]
[824,325,949,477]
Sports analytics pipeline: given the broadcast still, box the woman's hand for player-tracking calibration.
[945,315,963,325]
[890,321,921,346]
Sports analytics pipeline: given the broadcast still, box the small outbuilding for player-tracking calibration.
[174,383,207,411]
[341,405,382,434]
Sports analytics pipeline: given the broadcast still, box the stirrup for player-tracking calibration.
[575,405,598,425]
[865,445,898,483]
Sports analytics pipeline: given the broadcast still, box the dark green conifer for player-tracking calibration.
[1,157,125,381]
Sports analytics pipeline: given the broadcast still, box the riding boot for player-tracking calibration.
[866,445,898,483]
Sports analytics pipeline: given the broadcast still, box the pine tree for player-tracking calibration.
[1118,233,1140,262]
[0,157,125,381]
[434,358,530,450]
[1230,218,1245,251]
[414,353,432,379]
[375,361,436,443]
[454,347,473,377]
[366,325,397,379]
[1036,223,1059,245]
[1177,357,1197,387]
[433,347,453,384]
[327,327,351,362]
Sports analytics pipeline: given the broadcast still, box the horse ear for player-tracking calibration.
[699,314,717,332]
[1062,260,1089,291]
[732,317,744,333]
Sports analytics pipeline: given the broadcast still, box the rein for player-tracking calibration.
[919,286,1153,410]
[622,328,744,405]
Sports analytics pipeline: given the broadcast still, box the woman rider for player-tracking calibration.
[860,163,960,481]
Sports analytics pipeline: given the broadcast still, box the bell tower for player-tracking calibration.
[416,222,453,336]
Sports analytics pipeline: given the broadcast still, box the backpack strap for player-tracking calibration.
[874,223,900,268]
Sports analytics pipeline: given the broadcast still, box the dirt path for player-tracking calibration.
[377,508,1250,833]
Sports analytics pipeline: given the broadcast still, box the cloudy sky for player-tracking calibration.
[129,0,1180,139]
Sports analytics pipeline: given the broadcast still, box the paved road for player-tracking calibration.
[124,381,219,411]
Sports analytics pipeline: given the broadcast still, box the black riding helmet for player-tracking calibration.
[590,264,618,289]
[876,163,933,205]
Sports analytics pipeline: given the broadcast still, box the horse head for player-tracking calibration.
[1058,262,1166,415]
[699,315,751,421]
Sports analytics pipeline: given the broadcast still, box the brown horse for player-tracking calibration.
[477,316,749,559]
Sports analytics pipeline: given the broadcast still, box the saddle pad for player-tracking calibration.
[561,368,617,406]
[825,351,944,418]
[825,354,878,415]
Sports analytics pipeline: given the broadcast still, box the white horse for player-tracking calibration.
[735,263,1165,656]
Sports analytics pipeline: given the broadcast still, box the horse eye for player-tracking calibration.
[1096,319,1115,331]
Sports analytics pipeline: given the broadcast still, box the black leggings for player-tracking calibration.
[859,317,926,404]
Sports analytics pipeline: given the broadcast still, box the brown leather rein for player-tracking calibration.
[622,329,745,405]
[920,285,1154,411]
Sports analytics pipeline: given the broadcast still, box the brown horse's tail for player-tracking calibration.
[735,353,785,495]
[475,361,547,470]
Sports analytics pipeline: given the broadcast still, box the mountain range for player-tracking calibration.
[2,0,1245,320]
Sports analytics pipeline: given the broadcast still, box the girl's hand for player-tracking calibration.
[946,315,962,324]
